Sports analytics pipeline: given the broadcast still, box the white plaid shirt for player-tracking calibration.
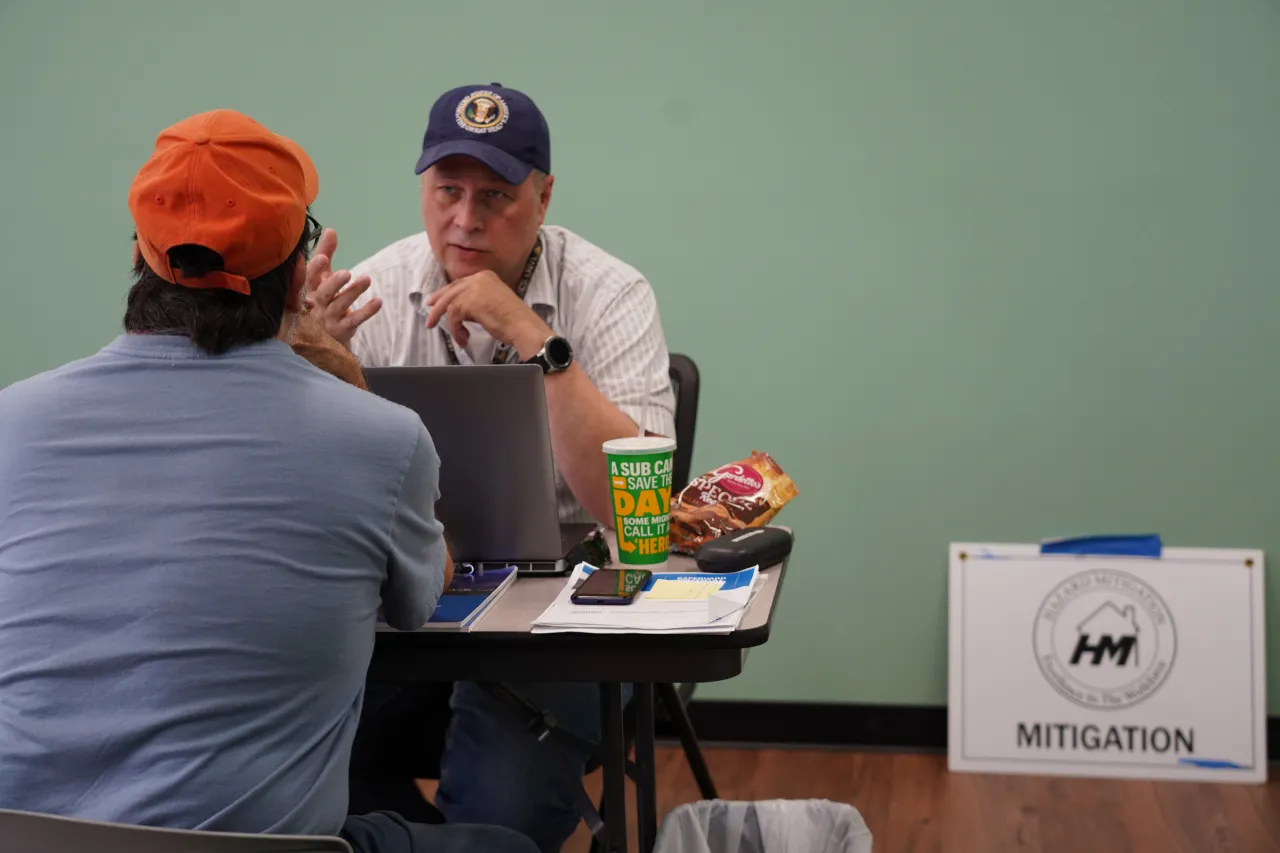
[349,225,677,523]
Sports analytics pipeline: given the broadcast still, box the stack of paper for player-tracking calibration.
[531,564,762,634]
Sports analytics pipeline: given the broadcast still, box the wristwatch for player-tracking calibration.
[525,335,574,374]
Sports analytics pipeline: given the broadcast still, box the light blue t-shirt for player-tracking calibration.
[0,334,446,835]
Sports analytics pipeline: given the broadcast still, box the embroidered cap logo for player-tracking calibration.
[455,90,509,134]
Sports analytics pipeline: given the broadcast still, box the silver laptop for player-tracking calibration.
[364,364,596,575]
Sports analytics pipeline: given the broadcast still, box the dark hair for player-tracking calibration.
[124,213,318,355]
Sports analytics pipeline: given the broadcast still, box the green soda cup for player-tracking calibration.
[603,436,677,567]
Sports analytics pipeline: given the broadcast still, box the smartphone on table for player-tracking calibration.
[569,567,652,605]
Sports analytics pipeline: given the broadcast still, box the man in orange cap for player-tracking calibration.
[0,110,536,853]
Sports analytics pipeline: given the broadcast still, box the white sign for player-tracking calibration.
[948,542,1266,783]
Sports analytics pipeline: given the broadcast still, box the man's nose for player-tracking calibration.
[453,198,483,233]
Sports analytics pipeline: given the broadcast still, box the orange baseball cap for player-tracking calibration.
[128,109,318,296]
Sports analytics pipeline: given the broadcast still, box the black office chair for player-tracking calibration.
[667,353,700,494]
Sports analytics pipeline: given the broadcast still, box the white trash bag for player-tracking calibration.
[654,799,873,853]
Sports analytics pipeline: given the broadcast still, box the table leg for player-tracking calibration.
[634,682,658,853]
[599,682,628,853]
[659,682,719,801]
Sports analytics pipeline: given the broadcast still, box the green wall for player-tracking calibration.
[3,0,1279,707]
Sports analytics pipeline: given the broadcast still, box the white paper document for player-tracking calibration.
[531,564,762,634]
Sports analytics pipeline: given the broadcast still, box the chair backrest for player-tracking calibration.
[667,353,700,493]
[0,808,353,853]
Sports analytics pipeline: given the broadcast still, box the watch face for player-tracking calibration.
[545,336,573,369]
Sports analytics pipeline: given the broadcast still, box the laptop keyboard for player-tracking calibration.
[456,560,565,576]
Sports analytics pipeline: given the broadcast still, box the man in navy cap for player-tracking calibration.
[308,85,676,851]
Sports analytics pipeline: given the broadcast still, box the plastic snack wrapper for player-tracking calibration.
[669,450,799,555]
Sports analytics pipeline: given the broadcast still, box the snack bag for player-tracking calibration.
[669,450,799,554]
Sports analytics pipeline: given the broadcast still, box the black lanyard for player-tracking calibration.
[440,237,544,366]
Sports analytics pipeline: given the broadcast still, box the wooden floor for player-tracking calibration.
[422,746,1280,852]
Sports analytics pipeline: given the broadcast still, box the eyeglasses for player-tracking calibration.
[305,213,323,255]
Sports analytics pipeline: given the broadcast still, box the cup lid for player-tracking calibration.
[602,436,677,455]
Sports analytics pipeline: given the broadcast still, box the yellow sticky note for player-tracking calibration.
[646,579,724,600]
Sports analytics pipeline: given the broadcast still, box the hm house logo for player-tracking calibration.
[1034,569,1177,710]
[1070,602,1140,668]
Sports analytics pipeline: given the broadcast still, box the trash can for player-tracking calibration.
[654,799,873,853]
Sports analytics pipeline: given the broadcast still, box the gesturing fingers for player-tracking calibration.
[316,268,352,308]
[328,274,372,317]
[306,254,332,300]
[346,298,383,329]
[315,228,339,266]
[331,296,383,341]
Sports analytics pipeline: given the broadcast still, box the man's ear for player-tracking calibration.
[539,173,555,214]
[285,255,307,313]
[531,172,554,227]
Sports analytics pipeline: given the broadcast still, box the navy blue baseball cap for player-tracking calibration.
[414,83,551,185]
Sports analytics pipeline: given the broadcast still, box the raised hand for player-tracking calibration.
[305,228,381,348]
[424,269,550,359]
